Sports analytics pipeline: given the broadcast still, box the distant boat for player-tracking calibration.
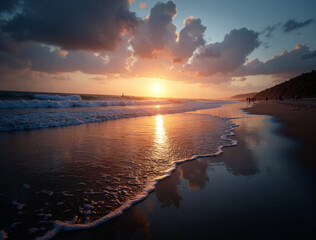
[121,92,124,98]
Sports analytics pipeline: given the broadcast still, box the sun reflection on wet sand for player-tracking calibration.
[152,114,170,161]
[155,115,166,145]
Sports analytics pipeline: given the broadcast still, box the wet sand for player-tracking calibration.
[54,103,316,240]
[245,99,316,171]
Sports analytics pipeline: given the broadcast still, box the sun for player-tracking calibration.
[154,85,161,94]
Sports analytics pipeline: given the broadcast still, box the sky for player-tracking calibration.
[0,0,315,99]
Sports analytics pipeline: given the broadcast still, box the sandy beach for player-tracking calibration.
[245,99,316,172]
[53,102,316,240]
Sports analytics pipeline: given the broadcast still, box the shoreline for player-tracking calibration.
[3,102,315,239]
[0,102,238,240]
[38,116,239,240]
[54,102,316,239]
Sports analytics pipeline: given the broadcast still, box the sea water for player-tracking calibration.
[0,92,232,131]
[0,92,237,239]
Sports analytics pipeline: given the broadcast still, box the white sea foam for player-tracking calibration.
[0,101,233,131]
[0,98,173,109]
[36,117,239,240]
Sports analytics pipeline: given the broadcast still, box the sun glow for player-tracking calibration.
[154,85,161,94]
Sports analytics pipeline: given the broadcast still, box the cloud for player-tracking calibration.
[0,0,20,12]
[302,50,316,59]
[1,0,140,51]
[0,37,134,77]
[184,28,260,77]
[236,44,316,78]
[131,2,206,63]
[1,0,315,90]
[172,16,206,63]
[232,77,247,81]
[131,1,177,58]
[0,47,30,72]
[260,23,281,38]
[89,75,112,83]
[139,2,147,9]
[0,20,24,52]
[282,19,314,32]
[128,0,135,5]
[261,19,314,39]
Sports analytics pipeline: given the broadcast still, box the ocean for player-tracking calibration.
[0,91,237,239]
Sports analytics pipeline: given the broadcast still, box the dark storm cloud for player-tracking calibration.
[1,0,140,51]
[185,28,260,76]
[282,19,314,32]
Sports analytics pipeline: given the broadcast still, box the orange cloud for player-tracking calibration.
[128,0,135,5]
[139,2,146,9]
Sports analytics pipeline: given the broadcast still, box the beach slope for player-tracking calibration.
[245,100,316,170]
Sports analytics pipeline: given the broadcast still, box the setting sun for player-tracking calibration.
[154,85,162,95]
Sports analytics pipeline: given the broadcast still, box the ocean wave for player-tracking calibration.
[33,94,82,101]
[0,101,233,131]
[0,98,175,109]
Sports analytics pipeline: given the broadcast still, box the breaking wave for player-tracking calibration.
[0,101,233,131]
[33,94,82,101]
[0,94,177,109]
